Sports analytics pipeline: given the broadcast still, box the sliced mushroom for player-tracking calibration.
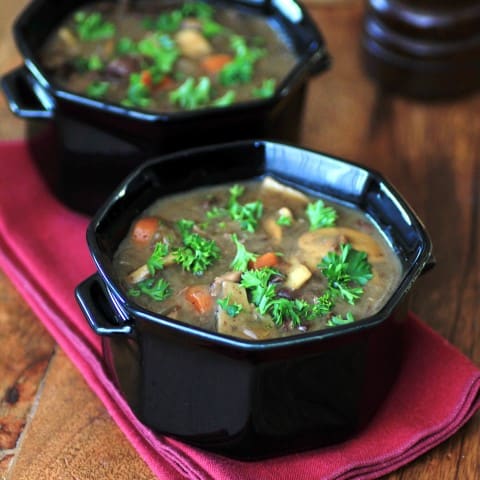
[297,227,385,270]
[263,216,283,244]
[260,176,310,205]
[127,264,150,284]
[126,253,175,285]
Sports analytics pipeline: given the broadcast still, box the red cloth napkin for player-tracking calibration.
[1,139,479,480]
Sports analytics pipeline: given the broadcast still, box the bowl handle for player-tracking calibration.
[421,253,436,275]
[75,274,133,336]
[1,65,54,120]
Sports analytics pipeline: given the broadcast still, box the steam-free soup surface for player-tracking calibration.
[40,0,297,112]
[113,178,403,340]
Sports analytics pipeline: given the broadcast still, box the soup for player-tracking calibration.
[113,177,403,340]
[40,0,297,112]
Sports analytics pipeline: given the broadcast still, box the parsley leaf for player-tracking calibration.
[327,312,355,327]
[240,267,277,306]
[227,184,263,232]
[128,277,171,302]
[86,81,110,99]
[153,10,183,33]
[123,73,151,108]
[116,37,138,55]
[306,200,337,230]
[173,219,220,275]
[319,243,373,305]
[276,214,292,227]
[230,234,257,271]
[146,242,169,275]
[217,295,243,317]
[182,1,215,19]
[169,76,212,110]
[74,11,116,41]
[252,79,276,99]
[212,90,236,107]
[138,34,179,74]
[219,35,266,86]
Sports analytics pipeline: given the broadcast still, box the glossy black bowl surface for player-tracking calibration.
[361,0,480,99]
[75,140,433,459]
[1,0,330,214]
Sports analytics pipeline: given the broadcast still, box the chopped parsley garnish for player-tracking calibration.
[182,1,214,19]
[252,79,276,99]
[74,11,116,41]
[276,214,292,227]
[319,243,373,304]
[219,35,266,86]
[212,90,236,107]
[173,219,220,275]
[73,55,104,73]
[123,73,151,108]
[327,312,355,327]
[138,34,179,74]
[169,76,211,109]
[201,18,226,37]
[128,278,171,302]
[230,234,257,271]
[86,81,109,99]
[227,184,263,232]
[116,37,138,55]
[151,10,183,33]
[306,199,337,230]
[146,242,169,274]
[240,267,333,327]
[217,295,243,317]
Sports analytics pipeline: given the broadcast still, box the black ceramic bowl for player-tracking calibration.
[1,0,329,214]
[361,0,480,99]
[75,140,434,459]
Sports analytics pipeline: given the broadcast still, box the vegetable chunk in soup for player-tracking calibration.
[113,178,403,340]
[40,0,297,112]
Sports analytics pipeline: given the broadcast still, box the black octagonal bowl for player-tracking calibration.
[75,140,433,459]
[1,0,329,215]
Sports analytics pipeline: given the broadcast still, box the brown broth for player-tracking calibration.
[113,179,403,340]
[40,0,297,112]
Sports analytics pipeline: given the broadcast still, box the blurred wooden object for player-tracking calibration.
[362,0,480,98]
[1,0,479,479]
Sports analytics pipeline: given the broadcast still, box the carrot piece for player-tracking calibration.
[250,252,280,270]
[140,70,153,88]
[201,54,233,74]
[185,285,214,315]
[131,217,159,245]
[154,75,176,91]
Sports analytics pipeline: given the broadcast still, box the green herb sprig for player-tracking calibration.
[74,11,116,41]
[306,200,337,230]
[173,219,220,275]
[128,277,171,301]
[319,243,373,304]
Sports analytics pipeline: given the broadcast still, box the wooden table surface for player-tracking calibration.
[1,0,479,479]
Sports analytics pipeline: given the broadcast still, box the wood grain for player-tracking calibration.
[0,0,479,479]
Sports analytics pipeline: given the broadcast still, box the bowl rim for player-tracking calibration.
[13,0,330,122]
[84,139,434,351]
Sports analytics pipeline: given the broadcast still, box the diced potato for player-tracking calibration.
[220,281,251,310]
[260,176,309,204]
[175,29,212,59]
[285,262,312,290]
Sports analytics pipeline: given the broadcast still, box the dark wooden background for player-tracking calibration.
[1,0,479,478]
